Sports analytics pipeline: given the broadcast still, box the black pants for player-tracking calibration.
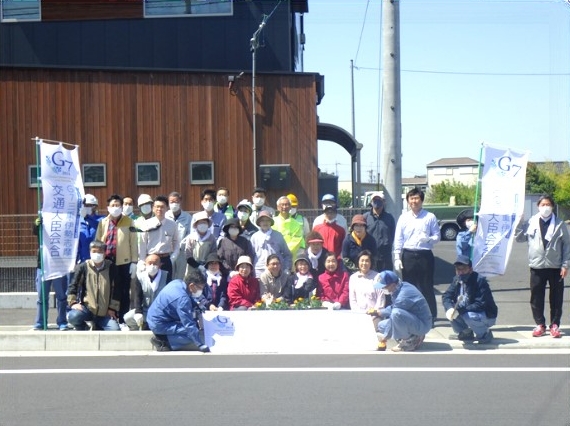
[375,249,393,273]
[401,249,436,320]
[159,255,173,283]
[115,262,132,323]
[530,267,564,326]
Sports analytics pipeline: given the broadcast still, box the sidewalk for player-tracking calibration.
[1,308,568,352]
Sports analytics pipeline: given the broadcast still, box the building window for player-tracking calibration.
[1,0,40,22]
[190,161,214,185]
[82,163,107,187]
[136,162,160,186]
[144,0,232,18]
[28,165,41,188]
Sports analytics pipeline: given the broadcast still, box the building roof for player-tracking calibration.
[426,157,479,168]
[403,176,428,185]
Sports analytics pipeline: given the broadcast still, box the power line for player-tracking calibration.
[356,66,570,76]
[353,0,371,64]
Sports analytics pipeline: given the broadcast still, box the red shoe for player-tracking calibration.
[550,324,561,338]
[532,324,546,337]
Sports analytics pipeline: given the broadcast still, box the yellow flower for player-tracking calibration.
[254,302,262,308]
[275,297,283,303]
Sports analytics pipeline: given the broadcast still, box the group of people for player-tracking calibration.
[33,187,568,353]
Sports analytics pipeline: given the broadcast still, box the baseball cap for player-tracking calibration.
[370,191,384,200]
[322,194,336,203]
[453,255,472,266]
[374,270,399,289]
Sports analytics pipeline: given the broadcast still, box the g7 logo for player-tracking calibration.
[497,156,522,177]
[51,151,74,172]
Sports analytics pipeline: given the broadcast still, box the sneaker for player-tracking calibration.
[549,324,561,338]
[391,335,423,352]
[449,329,475,341]
[377,341,387,351]
[532,324,546,337]
[31,324,43,331]
[476,330,494,344]
[150,336,172,352]
[58,323,72,331]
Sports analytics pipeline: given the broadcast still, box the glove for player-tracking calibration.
[198,344,210,353]
[445,308,459,321]
[332,302,342,310]
[229,270,238,278]
[187,257,201,268]
[394,259,403,272]
[366,308,379,317]
[322,301,333,310]
[469,223,478,234]
[137,260,146,272]
[133,313,144,327]
[129,263,137,278]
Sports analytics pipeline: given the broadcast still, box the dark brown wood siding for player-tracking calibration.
[0,67,318,219]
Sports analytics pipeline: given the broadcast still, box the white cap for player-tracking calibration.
[84,194,98,205]
[137,194,153,206]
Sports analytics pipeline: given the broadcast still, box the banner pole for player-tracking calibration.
[30,137,79,148]
[470,142,485,259]
[34,137,48,330]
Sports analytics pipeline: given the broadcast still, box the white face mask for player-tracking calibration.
[146,264,159,276]
[539,205,552,218]
[228,227,240,237]
[217,195,228,205]
[252,197,265,207]
[202,201,214,212]
[108,206,122,218]
[290,207,297,215]
[196,223,209,233]
[140,204,152,215]
[237,211,250,221]
[80,207,89,218]
[191,289,203,298]
[169,203,180,213]
[123,205,133,216]
[90,252,104,264]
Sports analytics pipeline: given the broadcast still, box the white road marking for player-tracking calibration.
[1,367,569,374]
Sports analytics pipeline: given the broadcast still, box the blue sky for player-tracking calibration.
[302,0,570,182]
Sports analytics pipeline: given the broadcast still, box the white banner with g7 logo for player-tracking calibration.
[472,144,528,277]
[40,141,84,280]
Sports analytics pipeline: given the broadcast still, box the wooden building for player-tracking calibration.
[0,0,336,216]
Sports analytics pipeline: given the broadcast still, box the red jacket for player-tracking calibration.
[318,269,350,308]
[313,222,346,258]
[227,274,261,310]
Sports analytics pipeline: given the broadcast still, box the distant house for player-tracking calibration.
[402,176,428,194]
[426,157,480,187]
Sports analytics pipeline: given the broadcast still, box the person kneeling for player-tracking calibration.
[374,271,432,352]
[146,270,210,352]
[442,255,498,344]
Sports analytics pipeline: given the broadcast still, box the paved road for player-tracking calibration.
[1,353,569,426]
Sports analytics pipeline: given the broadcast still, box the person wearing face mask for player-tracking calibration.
[146,270,210,352]
[250,211,292,278]
[374,270,432,352]
[235,199,258,239]
[77,194,104,263]
[312,194,348,232]
[442,255,498,344]
[190,189,226,239]
[122,196,138,220]
[312,196,346,258]
[66,240,121,331]
[363,192,396,272]
[214,187,235,220]
[185,211,217,276]
[287,193,310,238]
[95,194,138,323]
[218,218,255,275]
[516,194,570,338]
[455,209,477,258]
[124,254,169,331]
[249,187,275,229]
[273,196,304,259]
[166,191,193,280]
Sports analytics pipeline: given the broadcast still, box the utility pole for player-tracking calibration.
[380,0,402,215]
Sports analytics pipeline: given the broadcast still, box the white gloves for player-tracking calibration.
[445,308,459,321]
[129,263,137,278]
[137,260,146,273]
[229,270,238,278]
[394,259,403,272]
[133,313,144,327]
[332,302,342,310]
[469,223,478,234]
[322,301,333,310]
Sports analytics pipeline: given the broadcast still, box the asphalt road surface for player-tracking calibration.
[1,353,569,426]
